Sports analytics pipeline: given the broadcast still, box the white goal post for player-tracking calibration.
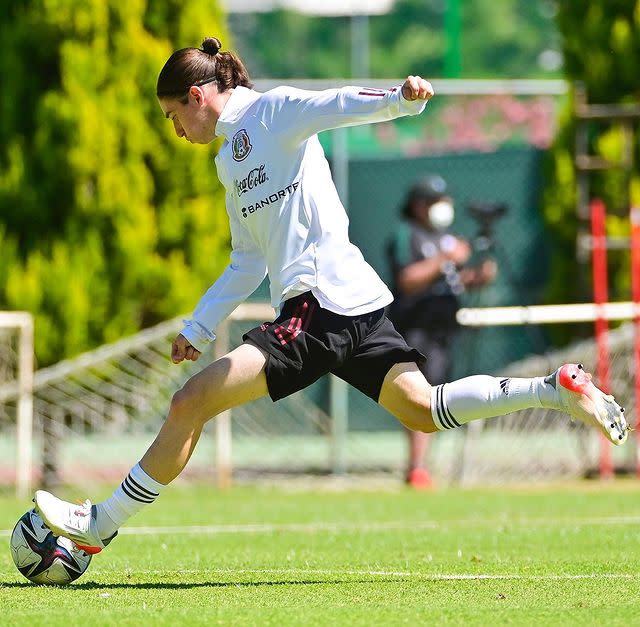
[457,301,640,326]
[0,312,34,498]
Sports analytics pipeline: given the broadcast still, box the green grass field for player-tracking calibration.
[1,480,639,626]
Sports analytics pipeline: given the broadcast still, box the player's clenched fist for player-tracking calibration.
[171,334,201,364]
[401,75,434,102]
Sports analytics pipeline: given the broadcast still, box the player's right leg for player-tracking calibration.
[35,343,269,553]
[379,361,629,444]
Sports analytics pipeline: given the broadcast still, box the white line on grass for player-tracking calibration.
[0,520,439,538]
[118,520,440,535]
[2,514,640,538]
[101,568,637,582]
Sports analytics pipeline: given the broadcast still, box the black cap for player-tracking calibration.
[403,175,447,217]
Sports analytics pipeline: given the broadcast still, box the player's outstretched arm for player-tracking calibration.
[269,76,434,144]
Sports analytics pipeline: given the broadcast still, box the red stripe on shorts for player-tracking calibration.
[302,301,316,331]
[273,298,318,346]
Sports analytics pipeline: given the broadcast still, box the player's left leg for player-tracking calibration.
[35,290,343,553]
[34,342,270,553]
[378,361,629,445]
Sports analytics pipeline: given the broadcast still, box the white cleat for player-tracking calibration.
[553,363,630,445]
[33,490,116,554]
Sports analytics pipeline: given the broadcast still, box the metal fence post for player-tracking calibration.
[214,319,232,488]
[329,375,348,475]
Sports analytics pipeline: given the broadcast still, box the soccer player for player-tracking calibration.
[35,38,629,554]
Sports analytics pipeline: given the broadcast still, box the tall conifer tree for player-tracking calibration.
[0,1,230,364]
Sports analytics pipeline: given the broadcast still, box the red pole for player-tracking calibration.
[590,198,614,479]
[630,207,640,477]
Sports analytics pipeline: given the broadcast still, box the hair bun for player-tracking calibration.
[201,37,222,55]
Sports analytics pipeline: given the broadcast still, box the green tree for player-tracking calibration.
[544,0,640,309]
[0,0,230,365]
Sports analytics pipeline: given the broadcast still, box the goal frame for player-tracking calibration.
[0,312,34,498]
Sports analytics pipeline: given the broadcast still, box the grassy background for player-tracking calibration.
[1,480,639,626]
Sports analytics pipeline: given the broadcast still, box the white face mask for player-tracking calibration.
[428,200,455,230]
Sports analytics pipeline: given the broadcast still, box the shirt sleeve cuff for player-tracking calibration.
[179,320,216,353]
[396,85,429,116]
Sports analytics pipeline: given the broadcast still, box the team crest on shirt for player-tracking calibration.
[231,129,252,162]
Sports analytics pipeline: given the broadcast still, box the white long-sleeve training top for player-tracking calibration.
[180,84,428,351]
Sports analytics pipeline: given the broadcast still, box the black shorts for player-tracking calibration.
[243,292,426,402]
[402,327,455,385]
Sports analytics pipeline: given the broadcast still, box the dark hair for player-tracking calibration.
[402,175,448,219]
[156,37,253,102]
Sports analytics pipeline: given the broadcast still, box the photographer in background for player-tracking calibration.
[387,175,497,489]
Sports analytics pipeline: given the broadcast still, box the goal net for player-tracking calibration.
[450,304,638,484]
[0,304,361,493]
[0,303,637,493]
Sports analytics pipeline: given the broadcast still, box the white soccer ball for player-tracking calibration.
[10,509,92,585]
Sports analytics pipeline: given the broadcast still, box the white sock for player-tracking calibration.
[431,375,560,430]
[94,463,165,538]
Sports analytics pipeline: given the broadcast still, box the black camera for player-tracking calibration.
[467,201,508,225]
[467,201,509,252]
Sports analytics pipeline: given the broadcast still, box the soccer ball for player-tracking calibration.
[10,509,92,585]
